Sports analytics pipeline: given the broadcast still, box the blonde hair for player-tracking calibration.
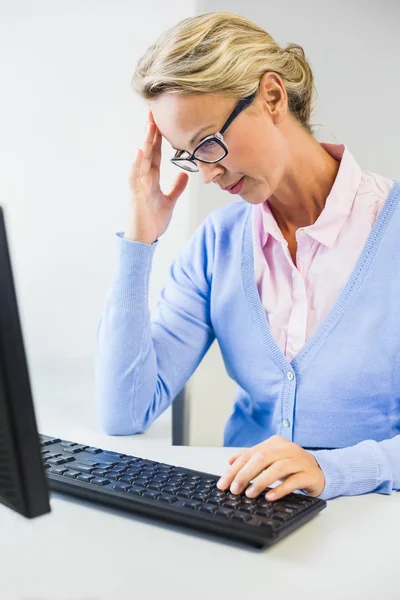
[132,12,316,135]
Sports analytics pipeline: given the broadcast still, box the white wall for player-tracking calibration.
[187,0,400,445]
[0,0,196,379]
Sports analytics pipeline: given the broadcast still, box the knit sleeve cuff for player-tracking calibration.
[307,440,381,500]
[108,232,159,311]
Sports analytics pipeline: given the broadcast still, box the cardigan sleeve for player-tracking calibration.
[95,217,215,435]
[307,435,400,500]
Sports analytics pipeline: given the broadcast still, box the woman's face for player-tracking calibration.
[149,73,292,205]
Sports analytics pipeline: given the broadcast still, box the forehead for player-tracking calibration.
[149,93,235,149]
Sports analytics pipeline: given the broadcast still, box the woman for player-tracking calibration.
[95,12,400,502]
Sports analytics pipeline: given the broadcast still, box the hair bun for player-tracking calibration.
[284,43,306,59]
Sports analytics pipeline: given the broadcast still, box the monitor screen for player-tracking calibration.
[0,206,50,518]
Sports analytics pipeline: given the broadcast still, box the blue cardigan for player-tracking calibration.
[95,181,400,501]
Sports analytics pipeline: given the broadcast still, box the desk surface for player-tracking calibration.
[1,364,398,600]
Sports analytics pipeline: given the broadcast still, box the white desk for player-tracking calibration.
[1,365,399,600]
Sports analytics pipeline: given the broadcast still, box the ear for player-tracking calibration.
[259,71,288,124]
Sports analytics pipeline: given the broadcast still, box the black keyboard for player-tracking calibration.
[39,434,326,548]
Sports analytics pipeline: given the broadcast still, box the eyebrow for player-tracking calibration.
[172,124,216,151]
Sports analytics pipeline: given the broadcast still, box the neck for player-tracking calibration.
[268,133,340,236]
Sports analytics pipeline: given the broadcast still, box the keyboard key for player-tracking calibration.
[148,483,163,491]
[254,509,273,517]
[159,495,178,504]
[200,503,218,514]
[98,452,125,461]
[41,438,61,446]
[180,482,197,490]
[91,469,110,477]
[142,490,160,500]
[62,446,86,454]
[161,486,179,495]
[177,490,193,499]
[273,512,292,522]
[91,478,110,486]
[216,508,234,518]
[242,497,258,505]
[111,482,131,492]
[134,479,149,488]
[167,477,183,485]
[49,467,68,475]
[60,442,78,447]
[222,501,239,510]
[47,458,70,465]
[89,459,116,468]
[152,475,169,482]
[106,471,123,481]
[70,463,95,474]
[119,475,135,484]
[183,500,202,510]
[238,506,254,514]
[77,474,94,483]
[63,470,81,478]
[126,486,145,495]
[192,493,209,502]
[207,498,224,506]
[85,447,103,454]
[209,489,227,498]
[231,513,251,523]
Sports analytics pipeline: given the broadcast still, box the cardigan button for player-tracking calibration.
[287,371,294,381]
[283,419,290,428]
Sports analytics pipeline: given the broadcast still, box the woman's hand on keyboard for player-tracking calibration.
[216,435,325,501]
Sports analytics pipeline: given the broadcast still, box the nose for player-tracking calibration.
[198,161,224,185]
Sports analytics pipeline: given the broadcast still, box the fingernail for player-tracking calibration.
[217,478,227,489]
[266,491,276,500]
[245,484,255,497]
[231,482,240,494]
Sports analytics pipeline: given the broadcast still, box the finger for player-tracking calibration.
[228,454,241,465]
[245,458,295,498]
[230,446,294,495]
[165,172,189,204]
[217,453,250,490]
[141,123,156,177]
[265,472,308,501]
[151,125,162,170]
[228,451,278,495]
[130,148,143,195]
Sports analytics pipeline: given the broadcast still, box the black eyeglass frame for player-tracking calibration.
[170,91,257,172]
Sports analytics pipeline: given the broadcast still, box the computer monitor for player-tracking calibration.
[0,206,50,518]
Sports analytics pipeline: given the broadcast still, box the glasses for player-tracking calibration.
[170,91,257,172]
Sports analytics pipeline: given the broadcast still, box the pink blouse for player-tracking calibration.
[252,143,394,362]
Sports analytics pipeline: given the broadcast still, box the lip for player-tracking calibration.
[222,177,244,192]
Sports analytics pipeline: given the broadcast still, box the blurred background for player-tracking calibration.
[1,0,399,445]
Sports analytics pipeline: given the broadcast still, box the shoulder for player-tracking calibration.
[181,200,250,275]
[204,200,251,241]
[360,169,395,202]
[208,199,251,225]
